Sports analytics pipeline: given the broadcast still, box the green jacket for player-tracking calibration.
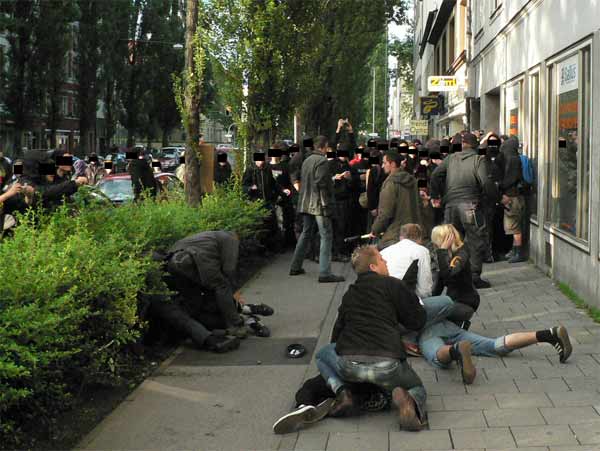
[372,170,422,249]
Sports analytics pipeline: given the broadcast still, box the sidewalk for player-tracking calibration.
[78,256,600,451]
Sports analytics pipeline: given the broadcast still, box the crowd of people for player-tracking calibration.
[266,121,572,434]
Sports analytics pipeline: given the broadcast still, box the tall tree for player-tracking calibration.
[35,0,79,148]
[0,0,38,154]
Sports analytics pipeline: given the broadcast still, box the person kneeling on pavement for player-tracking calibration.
[153,231,274,341]
[315,245,428,431]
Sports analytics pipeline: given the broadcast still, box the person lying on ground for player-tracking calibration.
[418,319,573,385]
[314,245,429,431]
[430,223,480,328]
[273,374,392,434]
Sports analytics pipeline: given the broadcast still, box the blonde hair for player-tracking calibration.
[351,245,379,274]
[431,224,464,253]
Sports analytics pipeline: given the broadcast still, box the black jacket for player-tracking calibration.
[497,137,523,196]
[366,164,387,210]
[269,161,293,191]
[38,173,79,210]
[241,164,280,205]
[214,161,232,185]
[328,158,354,200]
[430,148,499,206]
[128,159,158,200]
[332,271,426,360]
[296,151,335,216]
[433,247,480,310]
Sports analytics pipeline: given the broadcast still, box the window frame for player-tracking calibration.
[527,68,541,224]
[543,39,593,250]
[503,76,524,140]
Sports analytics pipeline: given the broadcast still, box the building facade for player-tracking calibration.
[414,0,469,137]
[468,0,600,309]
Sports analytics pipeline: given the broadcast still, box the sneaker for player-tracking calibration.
[392,387,425,431]
[551,326,572,363]
[289,268,306,276]
[459,320,471,331]
[508,248,527,263]
[245,303,275,316]
[473,277,492,289]
[454,341,476,384]
[307,398,335,423]
[202,335,240,353]
[272,405,316,434]
[246,315,271,337]
[318,274,346,283]
[329,388,358,417]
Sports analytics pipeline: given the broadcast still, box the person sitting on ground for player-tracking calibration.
[418,317,573,385]
[430,224,480,327]
[315,245,428,431]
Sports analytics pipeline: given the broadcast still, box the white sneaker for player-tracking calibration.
[272,405,316,434]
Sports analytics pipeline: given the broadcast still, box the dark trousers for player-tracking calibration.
[521,193,532,256]
[444,202,487,280]
[149,298,211,348]
[332,198,352,256]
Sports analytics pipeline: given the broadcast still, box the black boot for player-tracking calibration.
[508,246,527,263]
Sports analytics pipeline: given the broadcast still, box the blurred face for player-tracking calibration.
[255,160,265,168]
[58,153,73,173]
[369,250,389,276]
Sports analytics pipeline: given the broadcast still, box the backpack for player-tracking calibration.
[520,154,534,185]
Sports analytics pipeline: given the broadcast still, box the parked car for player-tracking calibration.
[95,172,182,205]
[158,147,184,172]
[216,143,234,152]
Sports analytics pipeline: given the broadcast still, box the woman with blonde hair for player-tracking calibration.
[431,224,480,324]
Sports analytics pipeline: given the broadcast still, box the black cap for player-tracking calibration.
[461,132,479,148]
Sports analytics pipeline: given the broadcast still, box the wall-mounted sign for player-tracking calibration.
[428,76,462,92]
[420,96,443,116]
[410,120,429,136]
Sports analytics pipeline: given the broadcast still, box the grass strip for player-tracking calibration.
[558,282,600,324]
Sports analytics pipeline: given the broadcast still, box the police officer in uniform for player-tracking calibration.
[430,132,499,289]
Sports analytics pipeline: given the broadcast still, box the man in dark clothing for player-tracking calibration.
[242,152,283,252]
[214,152,232,186]
[430,133,499,288]
[268,146,295,248]
[496,136,526,263]
[164,231,249,338]
[333,118,357,154]
[315,245,428,430]
[128,152,158,201]
[369,152,422,251]
[349,149,370,236]
[366,147,387,232]
[289,136,344,283]
[329,147,354,261]
[37,151,88,211]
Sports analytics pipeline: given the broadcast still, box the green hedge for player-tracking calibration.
[0,184,268,446]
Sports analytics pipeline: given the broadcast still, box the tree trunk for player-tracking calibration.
[183,0,202,206]
[162,129,169,147]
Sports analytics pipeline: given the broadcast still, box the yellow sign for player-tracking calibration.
[428,76,461,92]
[410,120,429,136]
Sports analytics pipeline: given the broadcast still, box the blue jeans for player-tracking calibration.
[419,320,513,368]
[290,214,333,277]
[316,343,426,419]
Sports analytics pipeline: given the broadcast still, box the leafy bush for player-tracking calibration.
[0,185,268,446]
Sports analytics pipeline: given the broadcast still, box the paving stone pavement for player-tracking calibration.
[289,260,600,451]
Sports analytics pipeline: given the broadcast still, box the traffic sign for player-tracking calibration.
[410,120,429,136]
[427,76,462,92]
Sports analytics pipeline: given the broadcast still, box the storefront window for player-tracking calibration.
[528,73,539,218]
[547,46,591,240]
[505,81,522,140]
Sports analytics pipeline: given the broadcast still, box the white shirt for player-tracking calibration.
[380,238,433,299]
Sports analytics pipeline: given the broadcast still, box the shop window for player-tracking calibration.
[528,72,540,218]
[546,45,591,241]
[504,80,522,141]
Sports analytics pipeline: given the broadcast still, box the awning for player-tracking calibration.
[419,10,436,57]
[428,0,455,45]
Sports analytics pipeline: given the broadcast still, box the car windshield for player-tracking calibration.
[97,179,133,201]
[161,150,178,158]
